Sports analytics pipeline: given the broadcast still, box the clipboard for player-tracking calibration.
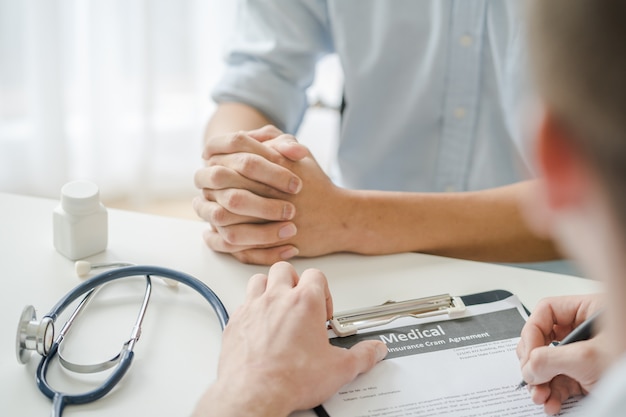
[315,289,529,417]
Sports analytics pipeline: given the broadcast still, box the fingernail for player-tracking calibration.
[282,204,295,220]
[280,247,299,260]
[376,343,388,362]
[278,224,297,239]
[288,177,302,194]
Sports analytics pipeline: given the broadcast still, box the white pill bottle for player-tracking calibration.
[53,180,108,260]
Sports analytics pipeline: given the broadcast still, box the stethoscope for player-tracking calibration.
[15,262,229,417]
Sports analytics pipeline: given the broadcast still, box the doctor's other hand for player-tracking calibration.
[195,126,351,265]
[192,262,387,417]
[516,294,611,415]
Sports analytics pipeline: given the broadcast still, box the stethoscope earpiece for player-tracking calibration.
[74,261,93,278]
[74,261,179,287]
[75,261,135,278]
[16,305,54,364]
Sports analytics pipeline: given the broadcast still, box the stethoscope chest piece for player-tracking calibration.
[16,305,54,364]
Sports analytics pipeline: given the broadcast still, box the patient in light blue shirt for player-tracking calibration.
[195,0,573,274]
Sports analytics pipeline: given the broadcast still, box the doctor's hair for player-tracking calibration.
[528,0,626,231]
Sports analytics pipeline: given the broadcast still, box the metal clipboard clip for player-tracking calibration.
[329,293,466,337]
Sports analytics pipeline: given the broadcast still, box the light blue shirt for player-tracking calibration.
[212,0,578,275]
[213,0,535,193]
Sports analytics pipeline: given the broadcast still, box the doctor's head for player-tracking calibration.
[526,0,626,349]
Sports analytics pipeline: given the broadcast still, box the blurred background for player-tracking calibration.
[0,0,342,219]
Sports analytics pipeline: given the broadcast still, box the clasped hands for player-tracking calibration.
[193,125,350,265]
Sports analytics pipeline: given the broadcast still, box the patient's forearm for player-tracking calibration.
[204,102,274,143]
[339,181,560,262]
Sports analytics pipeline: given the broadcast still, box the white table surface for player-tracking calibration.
[0,192,603,417]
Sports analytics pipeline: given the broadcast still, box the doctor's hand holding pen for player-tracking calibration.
[192,262,387,417]
[516,294,611,415]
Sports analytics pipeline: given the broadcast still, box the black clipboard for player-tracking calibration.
[314,290,528,417]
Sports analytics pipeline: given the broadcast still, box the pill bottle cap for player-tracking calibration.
[60,180,101,215]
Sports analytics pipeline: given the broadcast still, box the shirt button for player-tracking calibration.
[460,35,473,47]
[454,107,466,119]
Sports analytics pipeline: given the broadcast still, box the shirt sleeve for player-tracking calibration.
[211,0,334,133]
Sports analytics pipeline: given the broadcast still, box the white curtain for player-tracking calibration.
[0,0,236,203]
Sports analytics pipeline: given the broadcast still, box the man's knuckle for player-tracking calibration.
[208,205,230,226]
[224,189,244,210]
[528,349,547,372]
[577,344,598,363]
[221,226,239,245]
[229,131,247,147]
[236,154,260,174]
[294,287,316,308]
[202,187,215,201]
[207,166,228,187]
[235,250,255,265]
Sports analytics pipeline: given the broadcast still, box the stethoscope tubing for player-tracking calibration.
[33,265,229,416]
[44,265,229,328]
[38,342,134,415]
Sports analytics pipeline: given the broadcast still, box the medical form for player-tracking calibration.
[318,295,582,417]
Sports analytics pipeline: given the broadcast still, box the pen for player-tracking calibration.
[516,310,603,390]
